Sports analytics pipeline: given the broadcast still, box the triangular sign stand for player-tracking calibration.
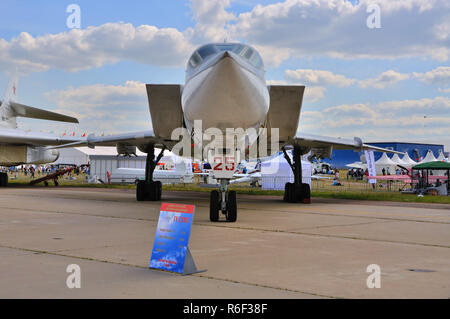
[182,247,206,276]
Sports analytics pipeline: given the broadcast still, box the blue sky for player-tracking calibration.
[0,0,449,149]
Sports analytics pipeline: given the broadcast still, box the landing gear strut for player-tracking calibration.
[282,146,311,204]
[136,145,165,202]
[210,179,237,222]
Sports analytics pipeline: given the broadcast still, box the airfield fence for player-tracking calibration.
[261,176,412,194]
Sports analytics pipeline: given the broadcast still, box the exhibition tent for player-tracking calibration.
[260,154,311,190]
[436,150,446,162]
[375,153,396,174]
[419,150,437,164]
[401,153,417,166]
[391,153,407,166]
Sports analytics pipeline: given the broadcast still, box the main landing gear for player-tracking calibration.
[136,145,165,202]
[210,179,237,222]
[282,145,311,204]
[0,172,8,187]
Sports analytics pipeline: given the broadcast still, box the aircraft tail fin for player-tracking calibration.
[4,72,19,104]
[0,73,20,128]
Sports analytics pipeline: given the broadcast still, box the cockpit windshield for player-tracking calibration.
[188,43,263,70]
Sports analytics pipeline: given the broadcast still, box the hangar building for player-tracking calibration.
[52,147,172,182]
[325,142,446,168]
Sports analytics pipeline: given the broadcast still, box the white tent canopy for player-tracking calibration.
[391,153,407,166]
[436,150,446,162]
[261,154,311,190]
[401,153,417,166]
[419,150,437,164]
[346,162,367,169]
[375,153,396,174]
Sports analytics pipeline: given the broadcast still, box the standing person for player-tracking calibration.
[382,168,386,176]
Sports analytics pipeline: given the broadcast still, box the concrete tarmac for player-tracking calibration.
[0,187,449,298]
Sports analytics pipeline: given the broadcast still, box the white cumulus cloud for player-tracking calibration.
[285,69,356,87]
[231,0,450,63]
[413,66,450,86]
[358,70,410,89]
[0,23,194,73]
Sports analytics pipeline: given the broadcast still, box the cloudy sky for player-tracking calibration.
[0,0,449,149]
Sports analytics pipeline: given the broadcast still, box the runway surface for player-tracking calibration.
[0,187,449,298]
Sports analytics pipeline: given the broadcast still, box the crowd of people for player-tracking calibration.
[346,168,367,181]
[7,164,90,179]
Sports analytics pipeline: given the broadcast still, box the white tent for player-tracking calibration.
[436,150,446,162]
[261,154,311,190]
[401,153,417,166]
[391,153,407,166]
[346,162,367,169]
[375,153,396,175]
[419,150,437,164]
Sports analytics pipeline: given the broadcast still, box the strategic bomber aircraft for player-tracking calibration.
[0,74,80,186]
[54,42,400,222]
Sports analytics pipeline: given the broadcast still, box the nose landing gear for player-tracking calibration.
[210,179,237,222]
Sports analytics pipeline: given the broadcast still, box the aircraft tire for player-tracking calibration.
[136,181,146,201]
[292,184,302,203]
[226,191,237,222]
[301,183,311,204]
[155,181,162,201]
[210,190,220,222]
[146,182,159,201]
[286,183,297,203]
[283,183,292,202]
[0,173,7,187]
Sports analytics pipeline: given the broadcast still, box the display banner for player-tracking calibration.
[149,203,202,275]
[365,150,376,184]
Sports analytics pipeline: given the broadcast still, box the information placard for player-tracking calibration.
[149,203,198,274]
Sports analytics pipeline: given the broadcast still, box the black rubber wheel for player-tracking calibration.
[210,190,220,222]
[284,183,292,202]
[301,183,311,203]
[147,182,159,201]
[136,180,146,201]
[155,181,162,201]
[0,173,6,187]
[226,191,237,222]
[287,183,297,203]
[293,184,302,203]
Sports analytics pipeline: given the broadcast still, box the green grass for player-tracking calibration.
[310,190,450,204]
[7,173,450,204]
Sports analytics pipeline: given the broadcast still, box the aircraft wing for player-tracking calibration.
[49,130,162,149]
[292,133,405,154]
[0,128,83,146]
